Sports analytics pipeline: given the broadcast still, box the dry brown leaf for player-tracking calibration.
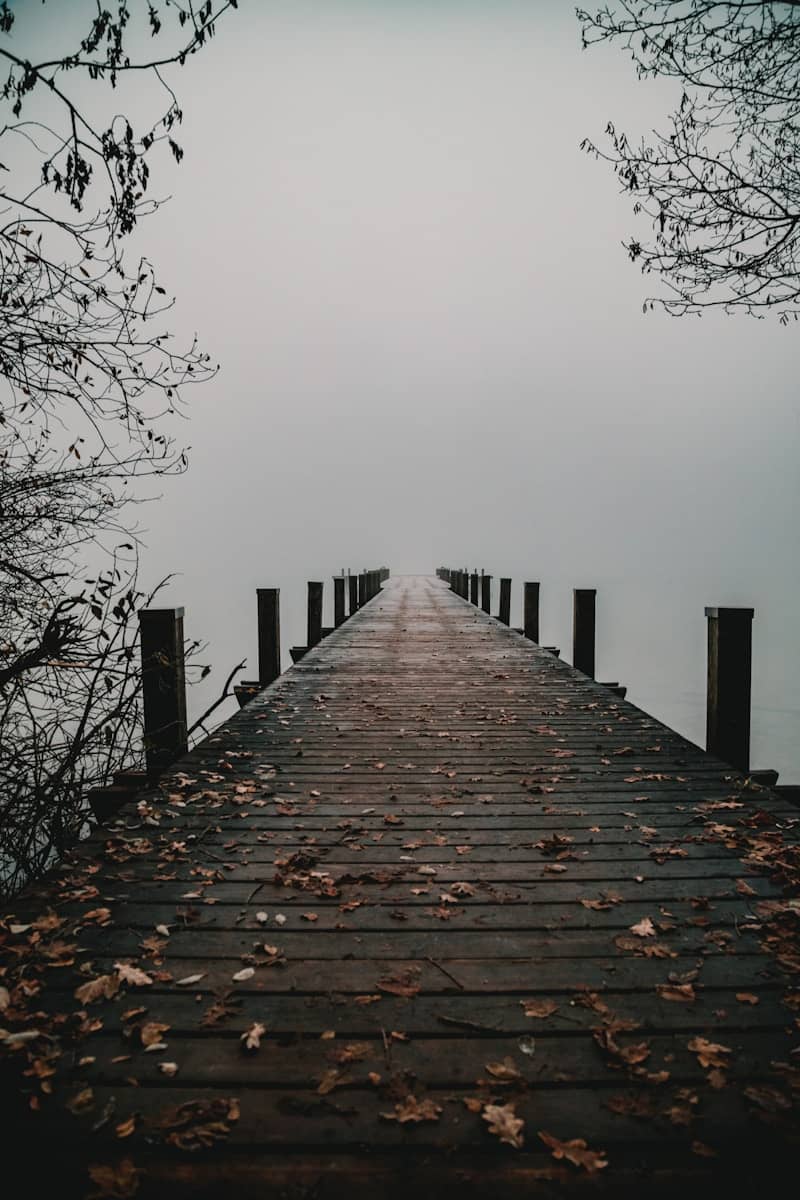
[687,1037,731,1069]
[115,1115,137,1138]
[629,917,656,937]
[485,1056,521,1082]
[381,1095,442,1123]
[140,1021,170,1047]
[656,983,696,1003]
[75,974,120,1005]
[521,998,558,1019]
[115,963,153,987]
[619,1041,651,1065]
[66,1087,95,1114]
[317,1067,347,1095]
[482,1102,524,1148]
[87,1159,141,1199]
[538,1130,608,1173]
[735,992,759,1005]
[331,1042,371,1064]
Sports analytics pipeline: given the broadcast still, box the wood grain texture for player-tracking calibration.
[2,575,798,1197]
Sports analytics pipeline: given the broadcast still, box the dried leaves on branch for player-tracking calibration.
[578,2,800,320]
[0,2,237,895]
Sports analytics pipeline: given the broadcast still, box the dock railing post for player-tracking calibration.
[499,578,511,625]
[139,607,188,779]
[333,577,345,627]
[481,574,491,614]
[349,573,359,615]
[358,572,366,608]
[705,607,754,772]
[256,588,281,685]
[573,588,596,678]
[470,572,479,605]
[524,582,540,642]
[307,581,323,649]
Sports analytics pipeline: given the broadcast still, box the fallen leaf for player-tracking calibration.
[232,968,255,983]
[482,1102,524,1149]
[75,975,120,1005]
[656,984,696,1003]
[538,1130,608,1173]
[115,964,153,987]
[381,1095,442,1123]
[176,974,206,987]
[141,1022,170,1047]
[687,1037,731,1069]
[87,1159,141,1199]
[241,1022,266,1052]
[66,1087,95,1114]
[629,917,656,938]
[521,998,558,1019]
[485,1056,521,1082]
[159,1062,179,1077]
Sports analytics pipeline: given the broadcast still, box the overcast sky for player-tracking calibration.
[22,1,800,775]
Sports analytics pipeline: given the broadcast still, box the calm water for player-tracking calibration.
[179,571,800,784]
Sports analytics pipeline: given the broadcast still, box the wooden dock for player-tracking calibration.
[2,575,799,1197]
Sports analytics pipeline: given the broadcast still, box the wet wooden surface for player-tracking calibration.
[2,575,798,1197]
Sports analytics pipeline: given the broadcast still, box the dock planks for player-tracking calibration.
[1,575,798,1197]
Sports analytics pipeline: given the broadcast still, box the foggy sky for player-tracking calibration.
[20,1,800,774]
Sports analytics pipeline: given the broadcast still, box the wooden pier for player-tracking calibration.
[2,575,799,1197]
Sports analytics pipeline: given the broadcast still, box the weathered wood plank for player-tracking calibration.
[2,575,798,1198]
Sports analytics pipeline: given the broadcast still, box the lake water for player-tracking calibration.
[177,570,800,785]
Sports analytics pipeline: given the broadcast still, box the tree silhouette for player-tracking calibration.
[0,1,238,894]
[578,2,800,320]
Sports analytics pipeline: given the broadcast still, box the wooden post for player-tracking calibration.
[256,588,281,685]
[349,573,359,614]
[358,572,366,608]
[470,572,479,605]
[481,574,491,614]
[307,581,323,648]
[139,607,188,779]
[333,577,345,627]
[705,607,754,772]
[573,588,596,678]
[499,578,511,625]
[524,582,540,642]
